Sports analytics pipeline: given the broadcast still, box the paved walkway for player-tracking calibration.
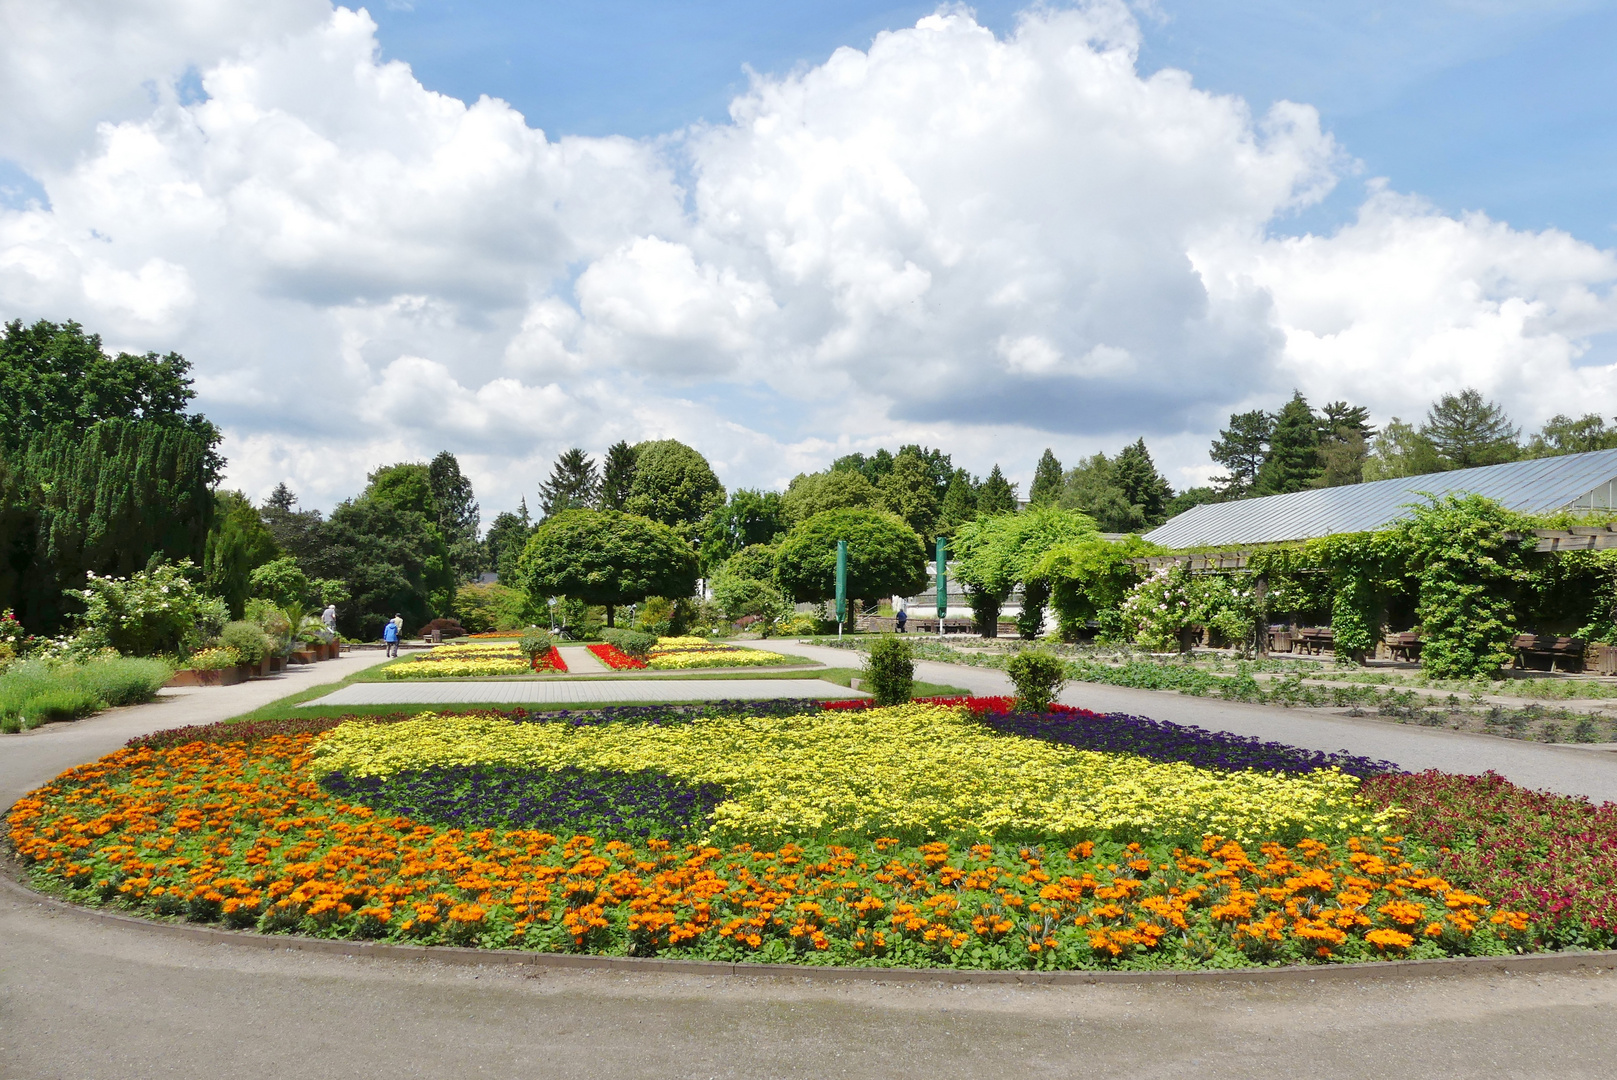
[299,678,867,707]
[766,640,1617,801]
[556,644,610,673]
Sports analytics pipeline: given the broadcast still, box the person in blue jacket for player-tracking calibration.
[382,616,400,657]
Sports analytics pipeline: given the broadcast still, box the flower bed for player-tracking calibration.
[589,643,646,670]
[378,640,565,679]
[646,638,788,670]
[3,698,1561,969]
[533,646,567,674]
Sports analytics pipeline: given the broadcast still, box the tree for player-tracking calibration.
[1363,417,1445,481]
[539,448,599,517]
[1060,453,1143,533]
[1313,401,1375,488]
[366,463,438,518]
[878,449,941,538]
[259,483,326,562]
[1,318,223,482]
[782,469,880,523]
[1420,389,1520,469]
[1164,486,1219,520]
[977,465,1018,515]
[1254,392,1321,495]
[774,509,928,612]
[624,439,725,540]
[1037,534,1160,641]
[248,555,312,608]
[952,507,1099,638]
[1112,439,1173,524]
[482,500,534,584]
[1526,414,1617,458]
[701,489,788,568]
[307,497,455,639]
[453,580,537,633]
[599,440,638,510]
[203,490,280,618]
[428,450,481,581]
[518,508,698,627]
[722,543,779,584]
[934,468,979,535]
[1209,409,1272,498]
[1028,449,1064,506]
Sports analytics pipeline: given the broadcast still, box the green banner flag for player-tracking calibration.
[835,539,848,627]
[936,536,947,622]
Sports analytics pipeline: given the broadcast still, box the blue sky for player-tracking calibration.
[369,0,1617,245]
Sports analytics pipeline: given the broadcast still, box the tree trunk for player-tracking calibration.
[606,603,615,628]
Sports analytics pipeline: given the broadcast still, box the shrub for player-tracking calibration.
[420,617,467,639]
[71,657,172,706]
[601,627,657,659]
[67,560,227,657]
[519,627,554,662]
[20,687,102,726]
[220,621,271,666]
[185,647,239,670]
[1005,649,1069,712]
[863,635,914,706]
[0,656,170,731]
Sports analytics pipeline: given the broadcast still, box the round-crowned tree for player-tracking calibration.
[623,439,726,540]
[518,508,697,627]
[774,509,928,612]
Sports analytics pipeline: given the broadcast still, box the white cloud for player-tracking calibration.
[2,0,1615,516]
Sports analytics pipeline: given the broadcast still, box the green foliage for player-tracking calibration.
[248,556,311,608]
[1038,535,1162,640]
[518,627,554,661]
[539,448,600,516]
[202,490,280,618]
[877,449,941,538]
[0,318,222,479]
[934,468,979,536]
[710,569,789,624]
[976,465,1018,515]
[1164,486,1220,520]
[723,544,779,585]
[365,462,438,517]
[1005,649,1067,711]
[428,451,481,581]
[1,420,214,633]
[0,655,172,732]
[701,489,788,568]
[220,621,271,666]
[774,508,928,606]
[1254,391,1321,495]
[782,469,880,523]
[245,599,292,653]
[1028,449,1063,506]
[599,440,638,511]
[1395,494,1530,679]
[482,502,535,585]
[258,484,325,562]
[67,560,225,657]
[1120,566,1256,652]
[1363,417,1445,482]
[624,440,725,539]
[453,581,535,633]
[862,634,914,706]
[1112,440,1172,523]
[1420,389,1520,469]
[600,627,656,660]
[1526,414,1617,458]
[1209,409,1273,498]
[519,508,698,627]
[301,495,454,639]
[954,507,1099,638]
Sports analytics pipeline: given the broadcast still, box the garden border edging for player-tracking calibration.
[5,852,1616,986]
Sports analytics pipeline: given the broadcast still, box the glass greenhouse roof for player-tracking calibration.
[1144,448,1617,549]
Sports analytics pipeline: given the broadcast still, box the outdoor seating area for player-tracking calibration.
[1513,634,1586,673]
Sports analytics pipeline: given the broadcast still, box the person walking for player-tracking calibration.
[321,604,337,633]
[382,617,400,658]
[894,596,908,633]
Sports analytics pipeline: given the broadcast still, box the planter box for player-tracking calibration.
[166,666,250,688]
[290,650,317,665]
[257,656,273,677]
[269,656,285,673]
[1589,643,1617,677]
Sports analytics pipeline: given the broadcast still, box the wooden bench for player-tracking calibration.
[1513,634,1584,673]
[1384,631,1423,662]
[1294,627,1334,655]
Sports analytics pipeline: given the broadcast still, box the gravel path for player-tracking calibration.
[764,640,1617,801]
[555,644,610,673]
[298,678,867,707]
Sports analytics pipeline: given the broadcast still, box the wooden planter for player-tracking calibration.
[1588,643,1617,676]
[166,666,250,688]
[290,649,317,665]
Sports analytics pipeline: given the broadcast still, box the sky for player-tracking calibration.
[1,0,1615,519]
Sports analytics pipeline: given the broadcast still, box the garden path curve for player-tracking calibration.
[758,640,1617,802]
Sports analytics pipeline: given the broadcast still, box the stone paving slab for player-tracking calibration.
[555,645,610,673]
[298,678,869,707]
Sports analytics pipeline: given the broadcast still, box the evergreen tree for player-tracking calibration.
[1164,486,1220,519]
[1254,392,1321,495]
[538,448,599,517]
[1060,453,1142,533]
[365,463,438,517]
[1526,414,1617,458]
[599,440,637,510]
[1420,389,1520,468]
[1028,449,1064,506]
[259,483,325,563]
[204,490,281,617]
[977,465,1018,515]
[1209,410,1273,498]
[482,500,534,585]
[934,468,979,535]
[1112,439,1173,524]
[428,451,481,582]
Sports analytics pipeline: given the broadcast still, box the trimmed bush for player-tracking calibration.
[863,635,914,706]
[519,627,555,662]
[1005,649,1068,712]
[601,627,657,660]
[220,621,271,666]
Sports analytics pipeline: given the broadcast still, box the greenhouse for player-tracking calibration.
[1145,447,1617,548]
